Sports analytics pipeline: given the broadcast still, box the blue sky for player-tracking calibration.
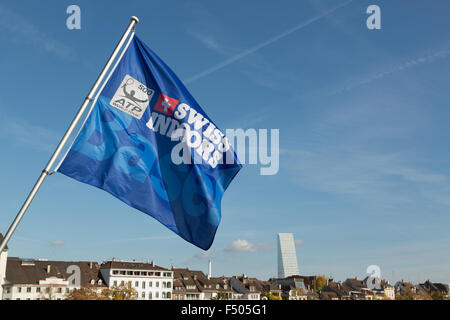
[1,0,450,284]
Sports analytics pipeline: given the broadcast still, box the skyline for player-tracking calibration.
[1,0,450,285]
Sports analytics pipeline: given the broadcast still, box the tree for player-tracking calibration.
[65,284,137,300]
[65,285,108,300]
[315,275,327,292]
[263,292,282,300]
[396,289,431,300]
[431,291,445,300]
[211,290,229,300]
[101,284,137,300]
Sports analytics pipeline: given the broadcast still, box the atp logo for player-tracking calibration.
[110,74,154,120]
[154,93,179,117]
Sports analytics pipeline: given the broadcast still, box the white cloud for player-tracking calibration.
[49,240,64,246]
[224,239,271,254]
[225,239,257,252]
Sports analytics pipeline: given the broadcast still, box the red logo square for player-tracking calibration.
[154,93,179,116]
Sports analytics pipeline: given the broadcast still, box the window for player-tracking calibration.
[36,287,41,293]
[134,271,140,276]
[149,281,152,287]
[128,281,132,287]
[166,282,171,288]
[57,288,62,293]
[141,272,147,276]
[149,292,152,300]
[27,287,32,293]
[113,281,118,286]
[162,282,166,288]
[142,281,146,289]
[156,281,159,287]
[127,271,133,275]
[121,281,125,286]
[162,292,166,299]
[135,281,139,288]
[167,292,171,299]
[112,270,119,275]
[155,272,161,277]
[17,287,22,293]
[119,271,126,275]
[142,292,145,298]
[155,292,159,298]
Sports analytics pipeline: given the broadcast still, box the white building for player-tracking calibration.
[277,233,299,278]
[0,234,8,299]
[1,256,105,300]
[100,260,173,300]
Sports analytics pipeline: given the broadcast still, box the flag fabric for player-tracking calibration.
[58,34,241,250]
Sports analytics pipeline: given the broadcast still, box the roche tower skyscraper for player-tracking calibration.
[277,233,299,278]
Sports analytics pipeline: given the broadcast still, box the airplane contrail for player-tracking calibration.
[184,0,354,84]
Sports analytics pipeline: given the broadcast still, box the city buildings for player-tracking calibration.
[0,233,447,300]
[277,233,299,278]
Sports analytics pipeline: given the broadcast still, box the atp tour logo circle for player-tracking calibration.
[110,74,154,120]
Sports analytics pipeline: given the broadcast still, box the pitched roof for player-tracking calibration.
[4,257,105,286]
[100,260,168,271]
[209,277,234,293]
[172,268,217,293]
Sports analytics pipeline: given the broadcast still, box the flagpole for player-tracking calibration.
[0,16,140,254]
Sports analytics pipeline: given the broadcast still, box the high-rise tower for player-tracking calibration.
[277,233,299,278]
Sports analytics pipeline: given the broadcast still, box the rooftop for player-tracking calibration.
[4,257,104,286]
[100,260,169,271]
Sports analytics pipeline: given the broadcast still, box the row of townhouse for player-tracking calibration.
[171,267,243,300]
[2,233,447,301]
[0,234,173,300]
[395,280,449,299]
[320,277,449,300]
[171,268,316,300]
[320,277,396,300]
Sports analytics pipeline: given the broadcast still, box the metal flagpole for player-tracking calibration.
[0,16,140,253]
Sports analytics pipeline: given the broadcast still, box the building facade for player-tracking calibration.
[1,256,105,300]
[277,233,299,278]
[100,260,173,300]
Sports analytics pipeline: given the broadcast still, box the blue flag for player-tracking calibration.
[58,35,241,250]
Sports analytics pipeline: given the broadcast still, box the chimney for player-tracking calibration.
[151,260,155,267]
[207,260,212,280]
[89,262,93,269]
[47,265,51,274]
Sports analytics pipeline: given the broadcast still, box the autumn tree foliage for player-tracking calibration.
[65,284,137,300]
